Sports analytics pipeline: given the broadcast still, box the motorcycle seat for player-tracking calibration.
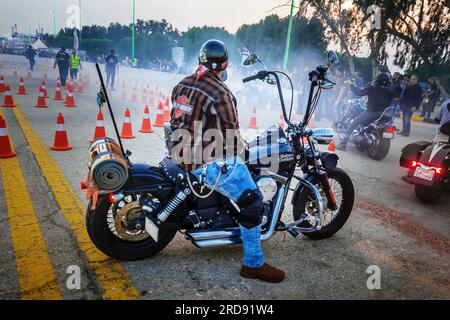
[160,156,188,183]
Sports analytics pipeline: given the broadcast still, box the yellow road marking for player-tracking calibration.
[12,106,140,300]
[0,157,62,300]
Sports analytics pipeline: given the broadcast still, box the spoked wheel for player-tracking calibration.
[293,168,355,240]
[86,193,177,261]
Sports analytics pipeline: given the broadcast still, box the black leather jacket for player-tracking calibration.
[350,84,394,113]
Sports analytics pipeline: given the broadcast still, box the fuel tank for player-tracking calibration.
[247,125,295,169]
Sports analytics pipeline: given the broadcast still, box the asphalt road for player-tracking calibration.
[0,56,448,300]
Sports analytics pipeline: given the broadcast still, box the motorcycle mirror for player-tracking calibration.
[327,51,339,65]
[243,53,259,66]
[320,81,334,89]
[266,74,277,85]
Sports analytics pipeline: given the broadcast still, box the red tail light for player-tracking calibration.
[435,167,443,175]
[410,161,417,168]
[386,125,396,133]
[109,192,125,203]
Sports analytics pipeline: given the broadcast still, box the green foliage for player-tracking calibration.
[80,38,116,57]
[339,55,373,82]
[182,26,234,65]
[236,14,327,67]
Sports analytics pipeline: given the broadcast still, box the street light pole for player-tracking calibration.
[132,0,136,63]
[283,0,295,69]
[50,10,56,37]
[78,0,82,48]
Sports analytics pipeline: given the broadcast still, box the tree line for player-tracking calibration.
[41,0,450,91]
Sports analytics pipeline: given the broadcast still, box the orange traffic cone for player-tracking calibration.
[120,108,135,139]
[248,107,258,129]
[35,87,48,108]
[53,82,64,101]
[76,81,84,93]
[0,116,16,158]
[148,96,155,109]
[90,111,107,142]
[130,87,137,103]
[153,102,165,127]
[121,84,127,100]
[141,90,148,105]
[0,75,5,93]
[163,99,171,122]
[64,88,76,107]
[2,85,16,107]
[50,113,72,151]
[328,140,336,153]
[277,113,285,129]
[17,77,27,95]
[41,80,48,98]
[139,106,154,133]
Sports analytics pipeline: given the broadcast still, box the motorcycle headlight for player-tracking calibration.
[320,152,339,171]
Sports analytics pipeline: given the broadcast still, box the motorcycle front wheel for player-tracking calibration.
[293,168,355,240]
[86,194,177,261]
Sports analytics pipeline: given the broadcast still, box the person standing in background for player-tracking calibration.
[390,72,404,116]
[70,49,82,80]
[399,74,423,137]
[53,47,70,87]
[24,46,37,71]
[423,77,440,120]
[105,49,119,91]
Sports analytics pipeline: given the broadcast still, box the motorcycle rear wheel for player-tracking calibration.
[86,194,177,261]
[367,132,390,161]
[414,184,442,204]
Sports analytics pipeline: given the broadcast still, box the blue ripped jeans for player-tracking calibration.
[192,157,265,268]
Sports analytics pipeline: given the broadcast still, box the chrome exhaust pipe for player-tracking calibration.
[188,185,286,248]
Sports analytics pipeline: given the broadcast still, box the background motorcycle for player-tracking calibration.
[400,140,450,204]
[83,51,355,261]
[334,98,396,160]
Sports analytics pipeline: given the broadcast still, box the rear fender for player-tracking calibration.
[106,163,175,202]
[412,144,450,186]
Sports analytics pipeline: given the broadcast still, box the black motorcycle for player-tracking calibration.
[334,99,396,160]
[83,51,355,261]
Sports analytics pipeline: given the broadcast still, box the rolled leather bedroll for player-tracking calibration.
[88,138,128,190]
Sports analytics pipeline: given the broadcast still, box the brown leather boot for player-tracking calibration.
[240,263,285,283]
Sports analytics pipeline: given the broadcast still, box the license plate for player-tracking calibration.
[383,132,394,139]
[413,167,435,181]
[145,218,159,242]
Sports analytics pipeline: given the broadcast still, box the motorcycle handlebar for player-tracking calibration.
[242,71,269,83]
[242,74,259,83]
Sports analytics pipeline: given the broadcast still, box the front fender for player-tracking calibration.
[291,172,316,207]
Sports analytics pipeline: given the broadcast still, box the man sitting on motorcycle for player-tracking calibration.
[337,73,394,151]
[170,39,285,283]
[434,97,450,143]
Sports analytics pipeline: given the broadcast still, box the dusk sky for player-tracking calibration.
[1,0,290,35]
